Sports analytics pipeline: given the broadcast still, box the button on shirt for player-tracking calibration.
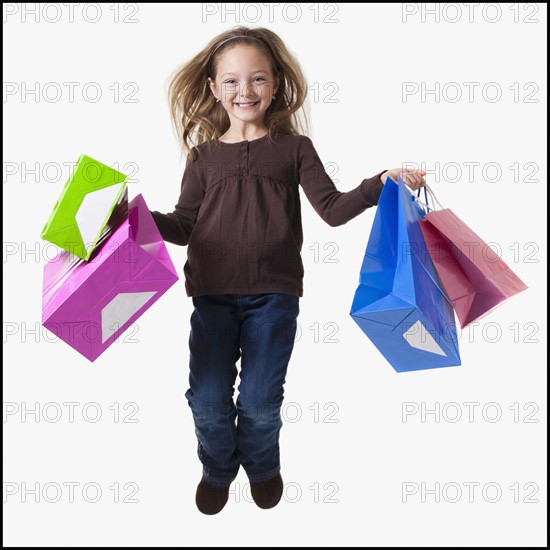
[150,133,386,297]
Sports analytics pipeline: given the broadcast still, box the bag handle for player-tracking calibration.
[414,182,445,213]
[416,187,431,212]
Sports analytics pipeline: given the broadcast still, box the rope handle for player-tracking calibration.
[416,187,430,212]
[412,181,444,213]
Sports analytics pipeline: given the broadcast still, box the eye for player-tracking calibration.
[254,76,266,82]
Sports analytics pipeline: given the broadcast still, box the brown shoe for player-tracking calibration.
[250,473,284,509]
[195,478,230,515]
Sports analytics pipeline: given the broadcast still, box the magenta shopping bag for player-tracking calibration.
[419,198,528,328]
[42,194,179,362]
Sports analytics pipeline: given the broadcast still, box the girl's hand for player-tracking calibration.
[381,168,426,191]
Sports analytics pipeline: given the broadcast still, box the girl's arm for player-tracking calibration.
[150,155,204,245]
[297,136,386,227]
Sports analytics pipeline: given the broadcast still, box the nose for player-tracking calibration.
[238,82,258,100]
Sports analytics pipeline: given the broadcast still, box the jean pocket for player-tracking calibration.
[279,293,300,317]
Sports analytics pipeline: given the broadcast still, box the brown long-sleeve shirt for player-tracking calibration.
[150,133,385,297]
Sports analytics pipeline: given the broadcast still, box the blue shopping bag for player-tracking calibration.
[350,176,461,372]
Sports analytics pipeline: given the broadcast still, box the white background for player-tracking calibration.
[3,2,547,546]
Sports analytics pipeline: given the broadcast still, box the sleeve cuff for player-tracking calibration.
[361,170,388,206]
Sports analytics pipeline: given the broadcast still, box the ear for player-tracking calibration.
[273,73,280,95]
[207,77,218,98]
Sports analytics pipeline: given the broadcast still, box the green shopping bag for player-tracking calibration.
[40,155,128,260]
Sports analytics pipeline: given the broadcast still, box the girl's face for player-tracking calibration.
[208,45,278,129]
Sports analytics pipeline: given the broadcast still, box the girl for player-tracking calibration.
[151,26,426,515]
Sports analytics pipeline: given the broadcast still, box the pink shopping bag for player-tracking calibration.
[42,194,179,362]
[419,208,528,328]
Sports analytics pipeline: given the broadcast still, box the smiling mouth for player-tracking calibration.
[235,102,259,108]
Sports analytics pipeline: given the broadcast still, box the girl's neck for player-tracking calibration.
[219,126,269,143]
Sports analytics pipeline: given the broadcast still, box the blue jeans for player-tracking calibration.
[185,293,300,487]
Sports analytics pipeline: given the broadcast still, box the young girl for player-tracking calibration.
[151,26,426,515]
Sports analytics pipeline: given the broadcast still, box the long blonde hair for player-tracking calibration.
[168,26,310,161]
